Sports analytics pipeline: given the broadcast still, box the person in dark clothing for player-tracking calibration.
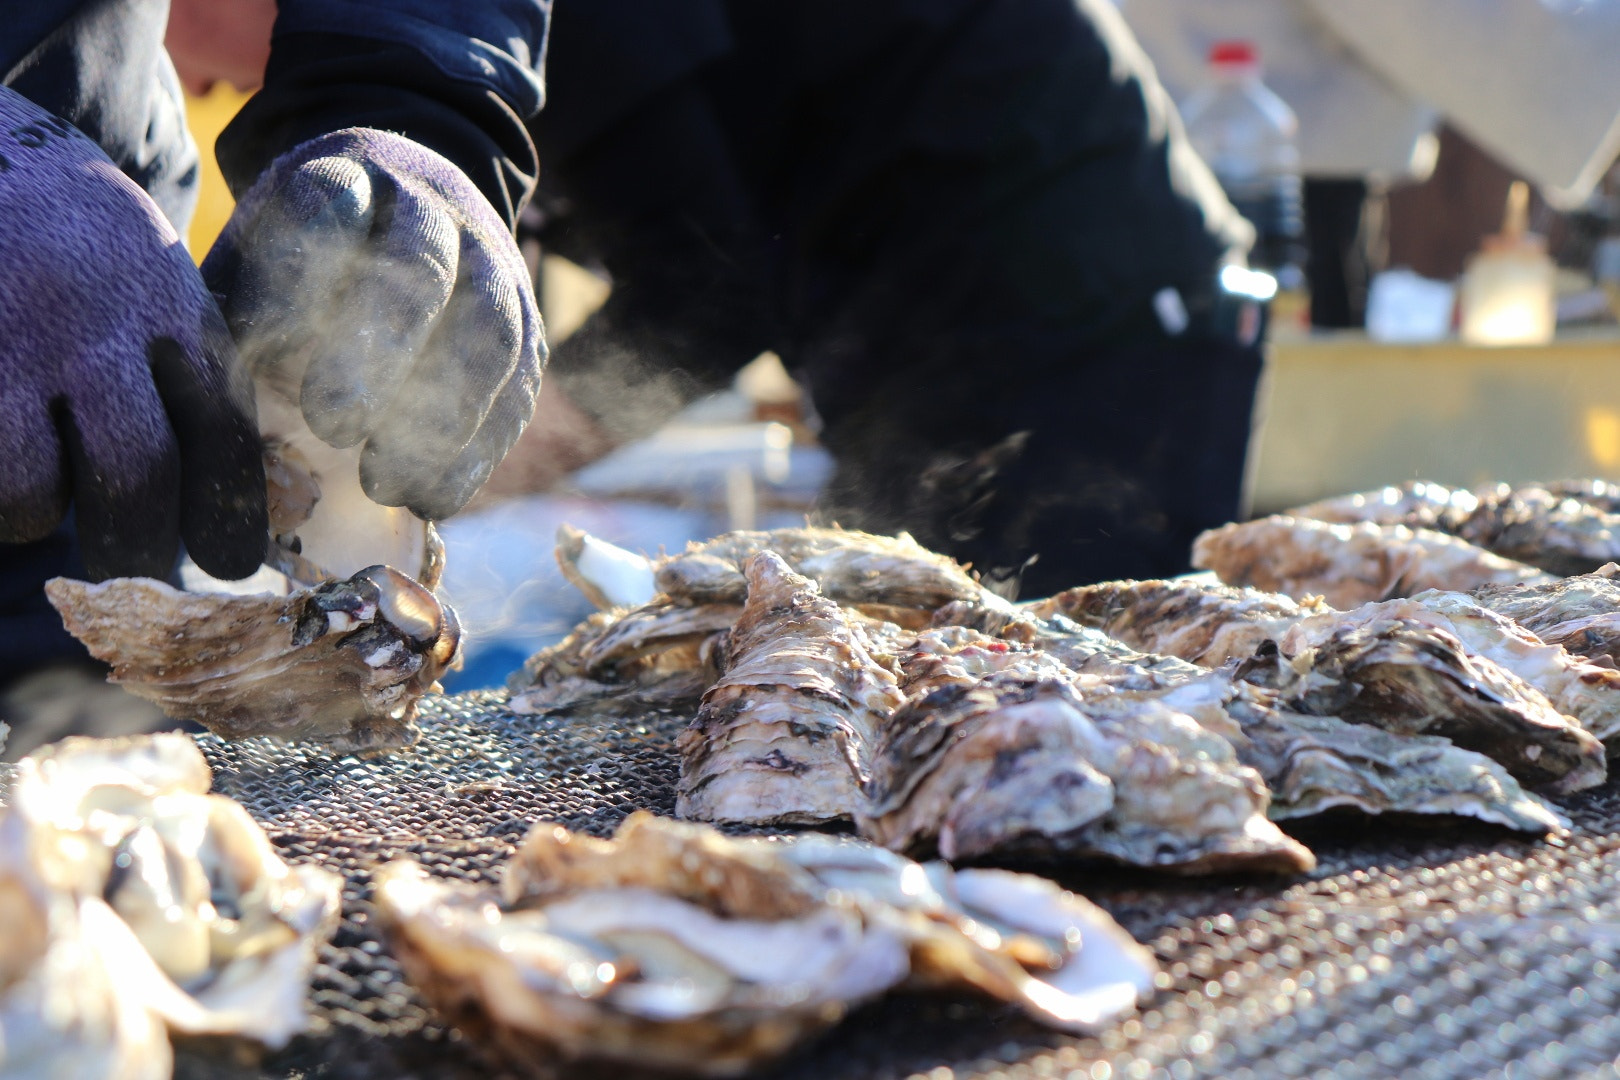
[0,0,550,686]
[527,0,1267,597]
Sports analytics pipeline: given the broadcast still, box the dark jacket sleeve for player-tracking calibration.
[0,0,199,232]
[217,1,551,229]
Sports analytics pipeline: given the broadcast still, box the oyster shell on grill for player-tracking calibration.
[860,673,1313,874]
[378,814,1152,1077]
[1400,590,1620,745]
[1028,578,1330,668]
[1224,704,1566,832]
[1472,564,1620,668]
[1192,515,1553,609]
[46,567,459,754]
[897,625,1075,699]
[507,600,731,716]
[0,734,342,1053]
[1288,480,1479,532]
[1235,608,1606,793]
[676,553,905,826]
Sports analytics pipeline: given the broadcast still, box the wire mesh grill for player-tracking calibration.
[181,690,1620,1079]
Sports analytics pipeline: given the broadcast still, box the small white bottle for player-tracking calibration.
[1459,182,1556,346]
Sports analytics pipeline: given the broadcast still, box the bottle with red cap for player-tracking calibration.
[1179,41,1306,311]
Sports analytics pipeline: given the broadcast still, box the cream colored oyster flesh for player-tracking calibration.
[0,733,341,1070]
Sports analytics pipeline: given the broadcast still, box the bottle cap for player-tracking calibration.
[1209,41,1259,71]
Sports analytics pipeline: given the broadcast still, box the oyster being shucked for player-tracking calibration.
[1235,608,1606,793]
[378,814,1153,1078]
[46,566,459,754]
[676,553,905,826]
[1028,578,1329,668]
[1192,514,1553,609]
[0,734,342,1058]
[860,673,1314,874]
[259,375,444,589]
[1472,564,1620,668]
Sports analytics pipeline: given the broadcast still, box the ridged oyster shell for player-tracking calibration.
[376,814,1154,1077]
[861,674,1314,873]
[45,566,460,754]
[676,553,904,826]
[1192,515,1552,609]
[0,734,341,1067]
[1472,564,1620,669]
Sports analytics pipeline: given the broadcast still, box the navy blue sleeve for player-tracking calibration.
[217,1,551,229]
[0,0,198,233]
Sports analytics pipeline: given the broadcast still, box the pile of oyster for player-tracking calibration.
[375,812,1156,1077]
[0,733,341,1076]
[516,513,1610,878]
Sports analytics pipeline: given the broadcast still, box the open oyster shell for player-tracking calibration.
[0,734,342,1058]
[260,382,444,589]
[377,814,1153,1077]
[45,566,459,754]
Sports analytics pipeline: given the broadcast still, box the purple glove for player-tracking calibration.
[0,88,266,582]
[202,129,545,521]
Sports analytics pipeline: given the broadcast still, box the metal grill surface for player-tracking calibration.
[183,691,1620,1079]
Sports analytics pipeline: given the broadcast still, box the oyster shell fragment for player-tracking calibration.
[46,566,460,754]
[377,814,1154,1077]
[1192,515,1552,609]
[676,552,905,826]
[0,734,342,1065]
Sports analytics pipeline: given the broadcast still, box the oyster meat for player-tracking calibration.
[1236,607,1606,793]
[1472,564,1620,668]
[0,734,342,1063]
[676,553,905,826]
[860,673,1314,874]
[377,814,1153,1077]
[46,566,459,754]
[1192,515,1553,609]
[1029,578,1330,667]
[259,375,444,588]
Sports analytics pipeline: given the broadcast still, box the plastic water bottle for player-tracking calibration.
[1180,41,1306,307]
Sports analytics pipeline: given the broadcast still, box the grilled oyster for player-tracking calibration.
[653,526,982,613]
[0,879,173,1080]
[1236,609,1606,793]
[897,625,1074,698]
[1030,578,1329,667]
[1288,480,1478,531]
[1227,706,1566,832]
[45,567,459,754]
[861,674,1313,874]
[1450,483,1620,576]
[378,814,1152,1077]
[0,734,342,1052]
[1400,590,1620,745]
[1192,515,1552,609]
[676,553,905,826]
[1472,564,1620,668]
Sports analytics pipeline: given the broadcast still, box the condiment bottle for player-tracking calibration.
[1459,182,1556,345]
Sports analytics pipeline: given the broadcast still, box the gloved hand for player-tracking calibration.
[202,128,545,521]
[0,87,267,582]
